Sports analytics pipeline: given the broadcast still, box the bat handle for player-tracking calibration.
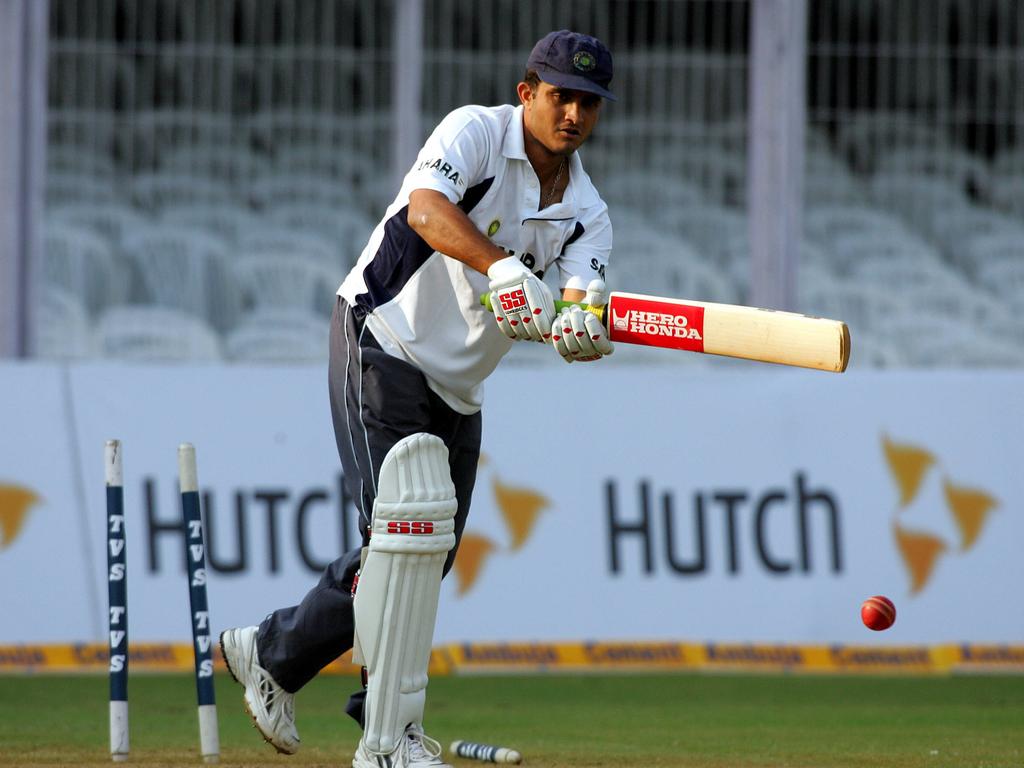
[479,293,606,324]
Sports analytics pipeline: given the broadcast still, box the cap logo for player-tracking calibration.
[572,50,597,72]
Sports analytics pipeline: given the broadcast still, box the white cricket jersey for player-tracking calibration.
[337,103,612,414]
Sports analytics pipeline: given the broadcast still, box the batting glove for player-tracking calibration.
[487,256,556,343]
[552,279,614,363]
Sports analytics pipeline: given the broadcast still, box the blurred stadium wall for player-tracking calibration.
[0,0,1022,365]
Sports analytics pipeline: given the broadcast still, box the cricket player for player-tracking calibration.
[220,29,616,768]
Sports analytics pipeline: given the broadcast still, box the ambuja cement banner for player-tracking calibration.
[1,362,1021,646]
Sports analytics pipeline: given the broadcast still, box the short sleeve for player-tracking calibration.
[557,204,612,292]
[405,107,492,204]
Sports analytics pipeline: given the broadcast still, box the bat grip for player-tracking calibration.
[479,293,606,323]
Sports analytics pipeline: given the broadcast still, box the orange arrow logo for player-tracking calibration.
[452,459,550,596]
[493,477,548,552]
[882,436,935,508]
[451,533,498,596]
[892,524,947,595]
[943,480,997,552]
[0,485,41,551]
[881,435,999,595]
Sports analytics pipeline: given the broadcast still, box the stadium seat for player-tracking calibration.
[877,313,974,367]
[706,117,749,155]
[846,331,906,369]
[612,226,739,303]
[663,146,745,207]
[867,171,971,233]
[267,202,376,270]
[33,287,95,359]
[834,111,950,173]
[45,171,117,206]
[873,146,992,196]
[648,146,747,207]
[48,202,151,302]
[608,225,689,294]
[805,126,834,154]
[963,231,1024,280]
[159,202,263,246]
[238,227,338,264]
[805,147,865,204]
[702,228,751,290]
[593,116,695,168]
[49,201,152,248]
[973,259,1024,311]
[653,204,746,269]
[714,237,836,303]
[48,46,134,110]
[160,145,274,185]
[811,220,931,276]
[911,328,1024,368]
[121,109,241,169]
[46,145,118,178]
[601,170,705,212]
[362,175,401,214]
[131,172,237,212]
[923,205,1024,267]
[47,106,119,158]
[232,253,340,316]
[248,173,358,210]
[806,144,849,176]
[120,226,238,331]
[902,282,1016,329]
[989,174,1024,217]
[224,309,329,364]
[986,311,1024,352]
[676,254,742,304]
[95,306,222,362]
[43,222,122,315]
[993,147,1024,176]
[843,240,964,294]
[235,227,341,309]
[271,144,376,184]
[803,170,866,205]
[804,204,911,249]
[248,109,389,156]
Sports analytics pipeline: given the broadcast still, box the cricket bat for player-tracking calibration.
[481,290,851,372]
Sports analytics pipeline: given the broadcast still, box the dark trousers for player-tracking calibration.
[255,297,481,722]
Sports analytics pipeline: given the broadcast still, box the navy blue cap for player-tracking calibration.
[527,30,616,102]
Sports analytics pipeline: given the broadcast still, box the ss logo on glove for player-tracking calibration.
[487,256,557,342]
[497,288,527,312]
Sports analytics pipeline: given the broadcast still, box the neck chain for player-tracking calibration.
[542,158,566,208]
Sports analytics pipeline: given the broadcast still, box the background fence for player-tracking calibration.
[31,0,1024,367]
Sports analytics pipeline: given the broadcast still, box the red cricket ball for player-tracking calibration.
[861,595,896,631]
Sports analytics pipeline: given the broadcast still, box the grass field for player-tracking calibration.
[1,673,1022,767]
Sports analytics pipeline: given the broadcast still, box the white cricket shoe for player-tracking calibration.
[219,626,300,755]
[352,724,453,768]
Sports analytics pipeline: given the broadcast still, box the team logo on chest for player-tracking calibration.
[487,219,501,238]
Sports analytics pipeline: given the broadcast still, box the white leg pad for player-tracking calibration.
[353,433,457,755]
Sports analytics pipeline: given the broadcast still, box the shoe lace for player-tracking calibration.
[255,667,295,725]
[405,725,443,763]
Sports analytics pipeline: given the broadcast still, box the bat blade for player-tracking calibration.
[478,291,851,372]
[605,292,850,372]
